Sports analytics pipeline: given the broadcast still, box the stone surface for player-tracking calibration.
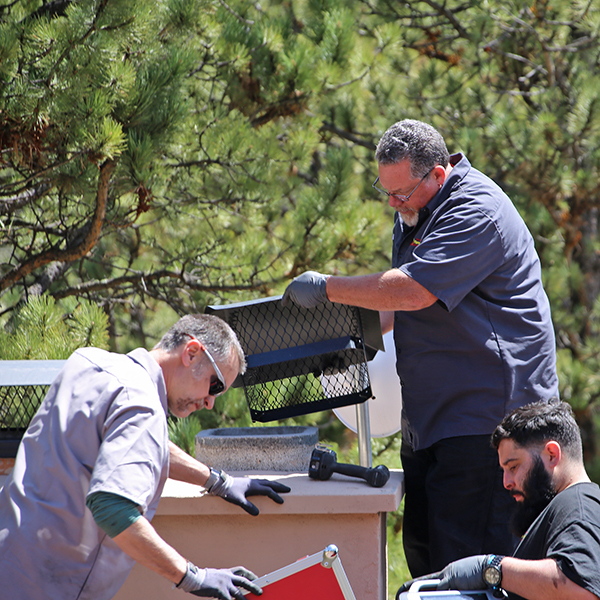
[195,426,318,472]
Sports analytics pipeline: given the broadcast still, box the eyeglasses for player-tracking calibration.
[184,334,226,396]
[372,167,434,203]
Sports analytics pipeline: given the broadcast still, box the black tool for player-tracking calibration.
[308,444,390,488]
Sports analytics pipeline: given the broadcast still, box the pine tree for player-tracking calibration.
[0,294,109,359]
[1,0,391,349]
[5,0,600,469]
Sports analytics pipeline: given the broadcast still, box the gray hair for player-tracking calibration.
[375,119,450,178]
[154,314,246,375]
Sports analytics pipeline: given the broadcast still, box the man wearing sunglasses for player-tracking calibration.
[0,314,290,600]
[283,120,558,580]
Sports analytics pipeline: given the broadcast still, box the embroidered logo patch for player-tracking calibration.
[411,238,422,246]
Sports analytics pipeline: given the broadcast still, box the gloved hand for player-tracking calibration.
[281,271,329,308]
[208,472,291,516]
[177,562,262,599]
[396,555,490,597]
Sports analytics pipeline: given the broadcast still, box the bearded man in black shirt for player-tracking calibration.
[397,399,600,600]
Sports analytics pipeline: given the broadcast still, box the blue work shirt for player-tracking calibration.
[393,153,559,450]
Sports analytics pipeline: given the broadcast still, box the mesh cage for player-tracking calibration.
[206,297,381,422]
[0,385,49,456]
[0,360,65,457]
[0,385,48,427]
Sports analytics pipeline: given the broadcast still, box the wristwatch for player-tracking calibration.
[204,467,221,492]
[483,554,504,588]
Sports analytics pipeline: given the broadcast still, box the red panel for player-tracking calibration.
[247,563,347,600]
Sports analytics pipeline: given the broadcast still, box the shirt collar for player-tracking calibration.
[419,152,471,217]
[127,347,169,416]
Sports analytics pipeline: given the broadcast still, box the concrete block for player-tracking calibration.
[195,426,318,472]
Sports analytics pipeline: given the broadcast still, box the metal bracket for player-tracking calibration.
[321,544,339,569]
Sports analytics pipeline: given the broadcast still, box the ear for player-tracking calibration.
[181,338,201,367]
[431,164,447,186]
[542,440,562,467]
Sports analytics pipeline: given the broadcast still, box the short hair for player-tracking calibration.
[154,314,246,375]
[375,119,450,178]
[491,398,583,463]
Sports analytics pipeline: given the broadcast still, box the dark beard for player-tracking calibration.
[510,454,557,538]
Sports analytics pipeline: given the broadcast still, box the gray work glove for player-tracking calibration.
[208,472,291,516]
[177,562,262,599]
[281,271,329,308]
[396,555,489,597]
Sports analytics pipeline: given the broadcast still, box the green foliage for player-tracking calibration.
[6,1,600,591]
[168,414,204,457]
[0,294,109,359]
[2,0,391,344]
[168,385,253,454]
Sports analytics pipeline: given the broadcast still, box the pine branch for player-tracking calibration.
[0,183,53,216]
[0,160,115,291]
[50,270,268,301]
[249,91,309,128]
[0,154,85,196]
[217,0,254,26]
[420,0,472,40]
[320,122,377,151]
[20,0,71,21]
[26,262,68,298]
[45,0,110,87]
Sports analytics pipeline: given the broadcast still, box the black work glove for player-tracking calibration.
[281,271,329,308]
[396,555,490,597]
[208,472,291,516]
[177,562,262,599]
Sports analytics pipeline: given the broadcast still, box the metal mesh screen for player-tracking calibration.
[0,385,48,429]
[207,298,375,422]
[0,385,49,456]
[0,360,66,457]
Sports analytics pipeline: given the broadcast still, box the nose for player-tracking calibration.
[204,395,215,410]
[503,471,514,491]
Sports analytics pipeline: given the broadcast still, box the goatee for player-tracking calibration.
[398,211,419,228]
[510,454,557,537]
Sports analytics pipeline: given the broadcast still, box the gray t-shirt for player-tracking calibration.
[0,347,170,600]
[393,153,559,450]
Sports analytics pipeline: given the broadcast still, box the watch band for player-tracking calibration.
[204,467,221,492]
[484,554,504,588]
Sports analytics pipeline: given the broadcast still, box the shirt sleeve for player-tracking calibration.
[86,491,142,538]
[400,203,506,312]
[546,521,600,596]
[87,382,169,513]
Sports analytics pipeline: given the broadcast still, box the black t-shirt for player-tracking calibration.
[508,482,600,599]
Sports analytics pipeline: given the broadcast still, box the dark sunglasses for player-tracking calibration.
[184,334,226,396]
[203,345,226,396]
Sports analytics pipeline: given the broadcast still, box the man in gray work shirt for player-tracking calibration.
[0,314,289,600]
[283,119,559,577]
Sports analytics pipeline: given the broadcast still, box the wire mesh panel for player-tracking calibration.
[206,297,383,422]
[0,385,49,427]
[0,385,49,456]
[0,360,65,457]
